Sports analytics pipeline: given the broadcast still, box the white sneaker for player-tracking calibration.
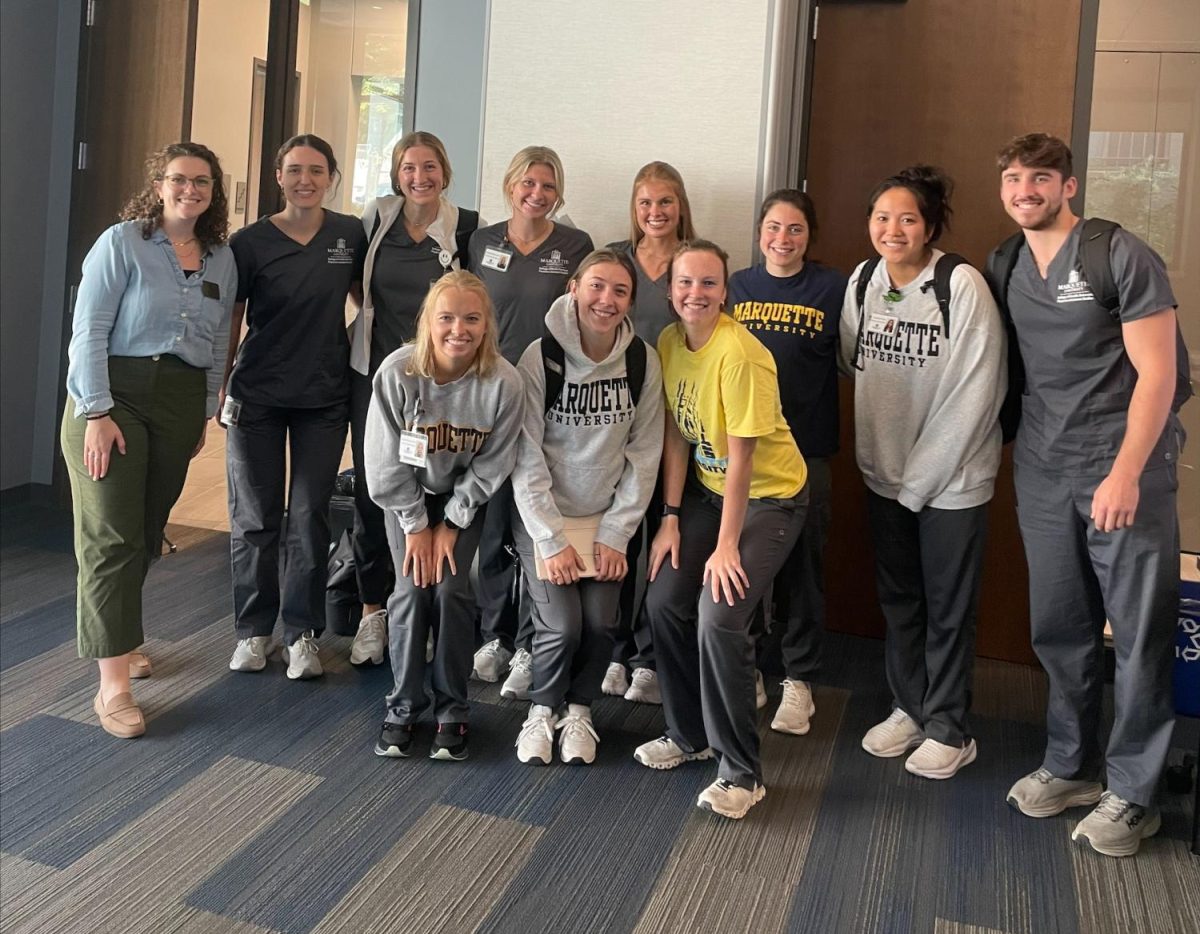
[623,667,661,705]
[557,704,600,765]
[472,639,512,682]
[633,735,714,770]
[349,609,387,666]
[905,737,977,779]
[755,670,767,710]
[282,631,323,680]
[229,636,272,672]
[516,704,558,765]
[601,662,630,697]
[771,679,816,735]
[1071,791,1162,858]
[1007,768,1103,818]
[697,779,766,819]
[862,709,923,757]
[500,648,533,699]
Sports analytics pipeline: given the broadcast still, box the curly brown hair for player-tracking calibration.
[120,142,230,249]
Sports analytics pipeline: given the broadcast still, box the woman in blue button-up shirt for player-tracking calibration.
[61,141,237,739]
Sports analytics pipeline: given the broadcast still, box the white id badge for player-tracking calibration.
[481,246,513,272]
[399,430,429,468]
[221,396,242,428]
[867,313,899,336]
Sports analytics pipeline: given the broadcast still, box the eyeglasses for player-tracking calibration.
[161,174,213,191]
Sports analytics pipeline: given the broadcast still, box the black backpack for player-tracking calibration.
[985,217,1192,443]
[541,324,648,416]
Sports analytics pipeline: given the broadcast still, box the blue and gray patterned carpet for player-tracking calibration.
[1,500,1196,934]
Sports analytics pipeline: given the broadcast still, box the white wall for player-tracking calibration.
[480,0,773,268]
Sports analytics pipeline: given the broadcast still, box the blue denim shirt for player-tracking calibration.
[66,221,237,417]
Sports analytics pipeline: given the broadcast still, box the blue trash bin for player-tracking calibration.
[1177,554,1200,718]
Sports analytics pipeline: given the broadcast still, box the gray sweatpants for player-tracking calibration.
[383,497,487,726]
[1015,461,1179,806]
[645,481,806,789]
[513,516,622,709]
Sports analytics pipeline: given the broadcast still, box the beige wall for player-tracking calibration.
[1097,0,1200,52]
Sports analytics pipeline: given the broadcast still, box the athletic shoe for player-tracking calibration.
[771,679,815,735]
[697,779,766,819]
[904,737,977,779]
[349,609,387,666]
[1007,768,1103,818]
[861,709,923,757]
[229,636,272,672]
[557,704,599,765]
[282,631,323,680]
[755,670,767,710]
[430,721,469,761]
[516,704,558,765]
[374,722,413,758]
[500,648,533,699]
[1071,792,1161,857]
[623,667,661,705]
[472,639,512,682]
[601,662,630,697]
[633,735,714,770]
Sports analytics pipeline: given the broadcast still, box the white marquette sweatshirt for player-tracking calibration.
[365,344,525,533]
[513,294,665,560]
[838,250,1006,511]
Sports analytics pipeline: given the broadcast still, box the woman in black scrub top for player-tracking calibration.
[467,145,593,698]
[221,134,367,680]
[347,131,481,669]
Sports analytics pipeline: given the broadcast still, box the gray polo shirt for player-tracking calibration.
[1007,222,1178,475]
[607,240,674,345]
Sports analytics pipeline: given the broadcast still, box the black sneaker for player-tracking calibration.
[430,721,468,761]
[374,722,414,758]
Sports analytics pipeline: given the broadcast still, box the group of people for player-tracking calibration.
[63,130,1187,855]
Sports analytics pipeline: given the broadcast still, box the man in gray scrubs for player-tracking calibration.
[992,133,1188,858]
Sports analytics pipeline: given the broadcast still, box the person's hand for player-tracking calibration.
[402,527,435,587]
[594,543,628,581]
[544,545,586,586]
[1091,468,1140,533]
[191,419,209,458]
[647,520,680,582]
[703,540,749,606]
[83,416,126,480]
[431,522,460,584]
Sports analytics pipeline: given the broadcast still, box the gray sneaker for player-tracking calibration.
[282,631,323,680]
[229,636,272,672]
[471,639,512,682]
[623,667,661,705]
[500,648,533,699]
[601,662,630,697]
[1007,768,1103,818]
[1071,791,1161,857]
[349,609,387,666]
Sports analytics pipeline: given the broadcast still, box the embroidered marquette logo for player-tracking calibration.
[1056,267,1095,304]
[327,237,355,265]
[539,248,570,275]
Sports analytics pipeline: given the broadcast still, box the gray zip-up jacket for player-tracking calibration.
[365,344,524,533]
[513,294,665,560]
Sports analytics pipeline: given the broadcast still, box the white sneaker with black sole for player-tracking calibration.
[556,704,599,765]
[633,735,714,770]
[500,648,533,699]
[349,609,387,666]
[1071,791,1161,857]
[472,639,512,682]
[516,704,558,765]
[282,631,323,680]
[697,779,766,819]
[229,636,272,672]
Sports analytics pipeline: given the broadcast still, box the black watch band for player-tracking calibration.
[661,504,681,518]
[442,514,462,531]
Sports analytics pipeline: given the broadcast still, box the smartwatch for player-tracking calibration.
[661,504,681,519]
[442,514,462,531]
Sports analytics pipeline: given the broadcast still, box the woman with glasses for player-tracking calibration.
[221,134,367,679]
[62,142,237,738]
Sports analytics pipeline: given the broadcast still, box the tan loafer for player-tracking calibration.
[94,691,145,739]
[128,651,152,679]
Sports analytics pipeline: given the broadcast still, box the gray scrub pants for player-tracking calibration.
[227,400,348,645]
[646,481,807,789]
[384,497,487,725]
[476,480,533,651]
[1015,461,1179,806]
[612,480,662,672]
[866,491,988,747]
[513,516,622,709]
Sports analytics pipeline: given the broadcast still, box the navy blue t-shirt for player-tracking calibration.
[728,261,847,458]
[229,210,367,408]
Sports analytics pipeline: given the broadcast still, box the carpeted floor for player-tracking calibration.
[0,500,1196,934]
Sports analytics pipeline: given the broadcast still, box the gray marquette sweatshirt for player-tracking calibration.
[513,294,665,560]
[365,344,525,533]
[838,250,1006,511]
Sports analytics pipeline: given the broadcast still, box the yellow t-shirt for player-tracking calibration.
[657,314,807,499]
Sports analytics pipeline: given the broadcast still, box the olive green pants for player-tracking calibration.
[61,355,206,658]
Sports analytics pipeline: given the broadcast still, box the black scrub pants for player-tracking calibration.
[866,491,988,748]
[1015,461,1179,806]
[513,516,622,709]
[349,370,393,606]
[227,400,348,646]
[476,481,533,652]
[646,481,806,789]
[383,497,486,726]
